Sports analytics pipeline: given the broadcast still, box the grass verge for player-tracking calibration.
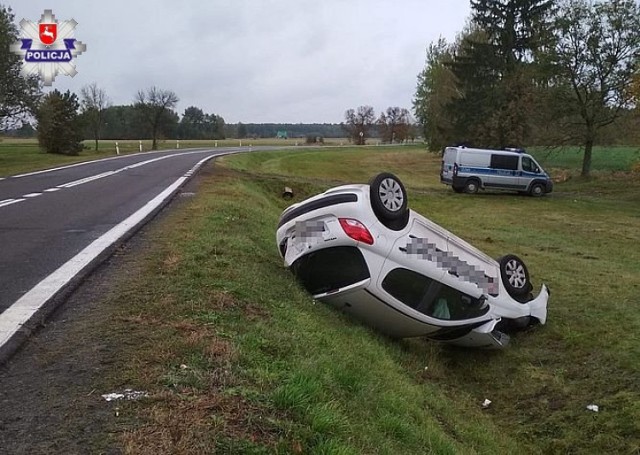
[100,146,638,454]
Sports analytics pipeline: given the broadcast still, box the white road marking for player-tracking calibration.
[55,151,207,189]
[57,170,116,188]
[0,150,219,211]
[0,198,25,208]
[11,155,127,178]
[9,148,211,179]
[0,154,219,356]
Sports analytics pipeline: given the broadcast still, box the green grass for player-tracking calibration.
[98,146,639,453]
[1,139,638,452]
[530,145,640,172]
[0,137,363,177]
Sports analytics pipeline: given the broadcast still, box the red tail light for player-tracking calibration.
[339,218,374,245]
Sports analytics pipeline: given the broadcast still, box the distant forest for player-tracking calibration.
[3,116,351,140]
[229,123,346,139]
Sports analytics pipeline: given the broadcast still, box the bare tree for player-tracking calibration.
[135,87,179,150]
[378,107,412,143]
[80,83,110,151]
[550,0,640,176]
[343,106,375,145]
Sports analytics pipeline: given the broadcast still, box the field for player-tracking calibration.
[530,145,640,172]
[2,137,639,178]
[1,143,639,453]
[74,145,637,454]
[0,137,353,177]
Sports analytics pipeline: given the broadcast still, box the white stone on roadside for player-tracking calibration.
[586,404,599,412]
[481,398,492,409]
[102,389,149,402]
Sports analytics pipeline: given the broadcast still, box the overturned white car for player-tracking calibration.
[276,173,549,348]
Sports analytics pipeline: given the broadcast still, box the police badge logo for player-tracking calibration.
[10,9,86,86]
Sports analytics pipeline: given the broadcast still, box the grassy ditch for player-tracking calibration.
[101,146,638,453]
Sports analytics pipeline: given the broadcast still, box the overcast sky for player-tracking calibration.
[8,1,470,123]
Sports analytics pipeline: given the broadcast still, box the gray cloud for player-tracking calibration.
[8,0,470,122]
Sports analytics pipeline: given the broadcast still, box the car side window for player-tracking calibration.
[382,268,489,320]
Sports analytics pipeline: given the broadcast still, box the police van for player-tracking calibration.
[440,146,553,196]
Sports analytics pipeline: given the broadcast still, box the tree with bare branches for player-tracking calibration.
[343,106,375,145]
[378,107,412,143]
[549,0,640,176]
[80,83,110,151]
[134,87,179,150]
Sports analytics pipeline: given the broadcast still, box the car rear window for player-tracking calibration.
[291,246,370,295]
[382,268,489,320]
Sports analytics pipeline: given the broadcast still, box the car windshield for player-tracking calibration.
[382,268,489,320]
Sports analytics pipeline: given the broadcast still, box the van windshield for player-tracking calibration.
[522,156,540,173]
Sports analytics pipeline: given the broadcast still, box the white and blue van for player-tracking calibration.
[440,146,553,196]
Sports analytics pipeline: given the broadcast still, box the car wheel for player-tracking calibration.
[464,179,480,194]
[529,183,545,197]
[498,255,533,297]
[369,172,408,222]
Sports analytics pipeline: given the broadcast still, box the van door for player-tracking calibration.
[519,155,544,189]
[440,148,457,184]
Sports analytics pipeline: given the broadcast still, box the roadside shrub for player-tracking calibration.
[305,135,324,144]
[36,90,83,155]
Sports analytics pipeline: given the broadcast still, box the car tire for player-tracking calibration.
[369,172,408,222]
[529,182,545,197]
[464,179,480,194]
[498,255,533,297]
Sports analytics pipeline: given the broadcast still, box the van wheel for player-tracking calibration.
[464,179,480,194]
[529,183,545,197]
[369,173,408,222]
[498,255,532,297]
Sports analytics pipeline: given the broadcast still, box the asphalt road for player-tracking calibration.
[0,147,258,360]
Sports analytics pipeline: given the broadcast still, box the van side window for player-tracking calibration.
[490,154,519,170]
[522,157,538,173]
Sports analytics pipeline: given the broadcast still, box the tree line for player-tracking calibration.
[413,0,640,176]
[342,106,417,145]
[2,3,418,155]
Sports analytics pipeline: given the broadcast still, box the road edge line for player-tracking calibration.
[0,153,219,364]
